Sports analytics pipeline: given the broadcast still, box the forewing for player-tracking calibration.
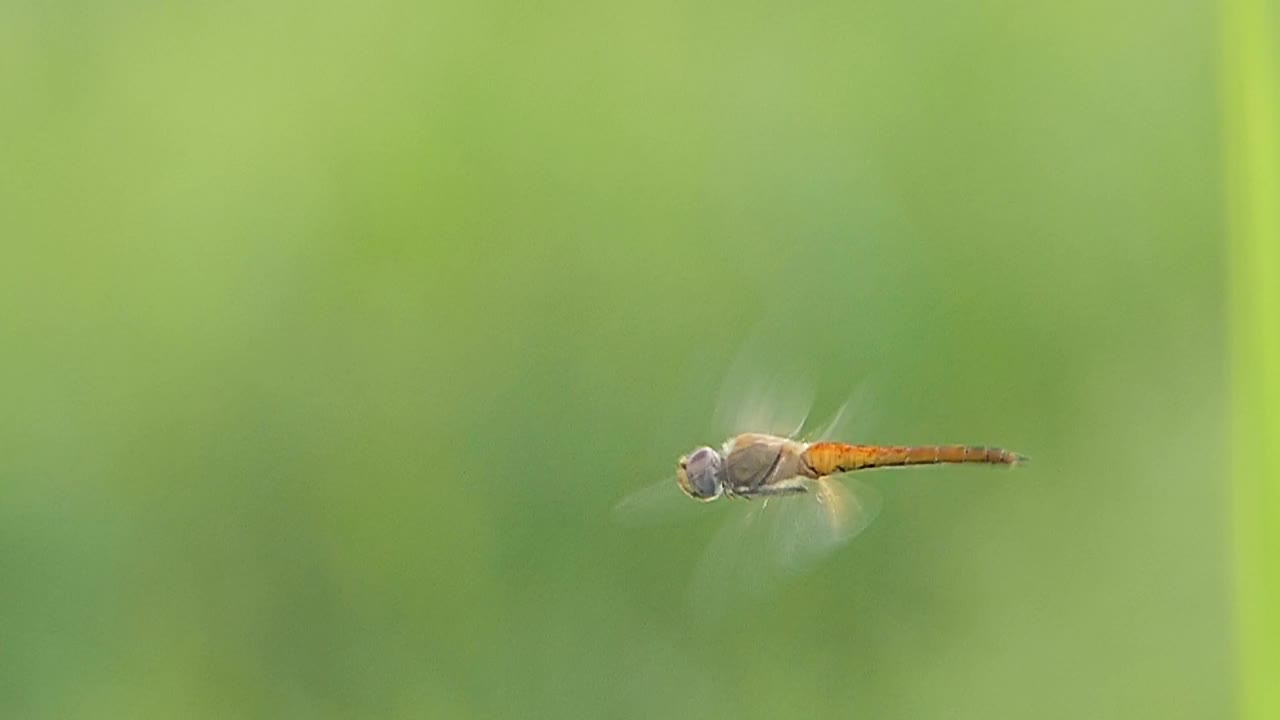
[686,500,777,623]
[712,329,816,439]
[612,477,706,528]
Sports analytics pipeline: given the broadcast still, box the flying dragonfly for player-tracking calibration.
[677,433,1025,504]
[615,367,1027,617]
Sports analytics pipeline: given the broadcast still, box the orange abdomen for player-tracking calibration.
[801,442,1026,477]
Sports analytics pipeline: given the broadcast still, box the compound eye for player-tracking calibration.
[692,469,718,498]
[689,447,714,465]
[684,447,721,499]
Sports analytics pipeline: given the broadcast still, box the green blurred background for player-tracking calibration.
[2,0,1239,718]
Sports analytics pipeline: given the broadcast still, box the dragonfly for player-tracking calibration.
[677,433,1026,504]
[616,367,1027,618]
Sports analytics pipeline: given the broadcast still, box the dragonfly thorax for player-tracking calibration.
[676,446,725,501]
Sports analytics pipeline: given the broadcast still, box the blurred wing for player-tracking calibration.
[804,377,880,443]
[685,477,882,623]
[711,326,884,442]
[612,477,707,528]
[767,476,882,574]
[712,344,815,439]
[687,500,775,623]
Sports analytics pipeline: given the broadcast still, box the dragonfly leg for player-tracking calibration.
[741,484,807,499]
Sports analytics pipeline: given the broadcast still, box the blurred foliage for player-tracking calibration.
[1222,0,1279,718]
[1,0,1232,718]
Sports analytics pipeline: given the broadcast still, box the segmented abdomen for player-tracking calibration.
[801,443,1026,477]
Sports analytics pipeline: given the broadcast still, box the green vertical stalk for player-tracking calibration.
[1222,0,1280,718]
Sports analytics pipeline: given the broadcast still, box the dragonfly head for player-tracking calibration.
[676,446,725,501]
